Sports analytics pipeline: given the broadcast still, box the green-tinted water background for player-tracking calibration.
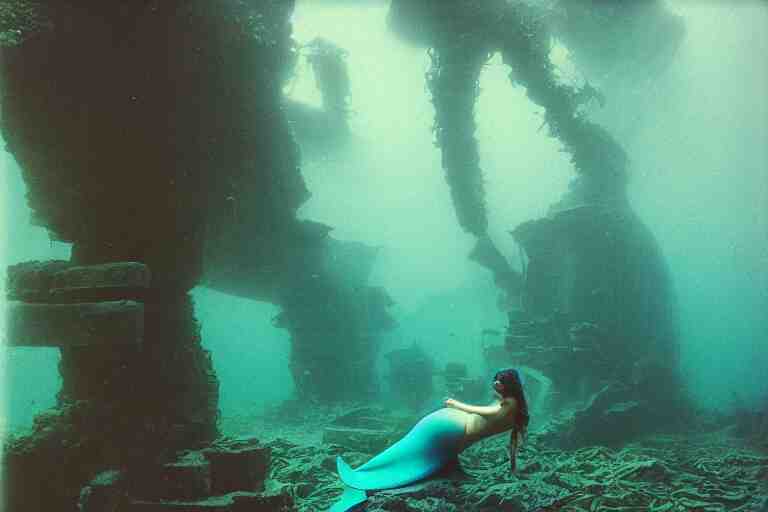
[1,0,765,442]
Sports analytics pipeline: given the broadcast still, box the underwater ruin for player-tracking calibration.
[1,1,766,511]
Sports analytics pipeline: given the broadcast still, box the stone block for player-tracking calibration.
[322,426,395,454]
[128,491,294,511]
[138,454,211,502]
[330,407,387,429]
[6,261,151,303]
[50,261,151,301]
[6,260,72,302]
[230,492,295,512]
[78,470,128,512]
[6,300,143,347]
[202,438,271,494]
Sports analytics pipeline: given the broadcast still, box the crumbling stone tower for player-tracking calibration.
[1,2,301,510]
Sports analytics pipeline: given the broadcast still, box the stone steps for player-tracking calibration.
[78,438,292,512]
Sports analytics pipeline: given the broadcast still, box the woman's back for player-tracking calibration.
[460,397,517,450]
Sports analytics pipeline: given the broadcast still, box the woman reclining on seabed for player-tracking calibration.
[329,368,530,511]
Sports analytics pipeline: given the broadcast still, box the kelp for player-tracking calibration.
[413,0,630,298]
[426,38,492,238]
[499,1,628,197]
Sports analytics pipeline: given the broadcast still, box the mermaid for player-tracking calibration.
[329,368,530,511]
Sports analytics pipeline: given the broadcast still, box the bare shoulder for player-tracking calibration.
[500,396,517,406]
[500,397,517,413]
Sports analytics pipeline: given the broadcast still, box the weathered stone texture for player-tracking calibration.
[7,300,143,347]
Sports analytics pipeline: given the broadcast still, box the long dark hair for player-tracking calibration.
[494,368,530,472]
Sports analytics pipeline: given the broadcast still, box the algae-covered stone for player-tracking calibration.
[50,262,151,301]
[7,300,144,348]
[128,490,295,511]
[6,259,72,302]
[0,0,50,47]
[323,426,397,454]
[133,452,212,502]
[78,470,127,512]
[203,437,271,494]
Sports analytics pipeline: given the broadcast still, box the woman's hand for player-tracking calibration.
[444,398,458,409]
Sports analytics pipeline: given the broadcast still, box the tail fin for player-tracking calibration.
[331,457,368,511]
[336,456,357,486]
[328,484,367,512]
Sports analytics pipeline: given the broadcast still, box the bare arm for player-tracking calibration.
[445,398,512,417]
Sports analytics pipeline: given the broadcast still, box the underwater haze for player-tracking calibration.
[0,0,765,455]
[1,0,767,511]
[287,0,768,412]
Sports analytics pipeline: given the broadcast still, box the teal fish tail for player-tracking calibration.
[328,408,466,510]
[328,485,367,512]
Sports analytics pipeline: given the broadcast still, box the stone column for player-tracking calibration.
[0,1,302,508]
[4,258,220,511]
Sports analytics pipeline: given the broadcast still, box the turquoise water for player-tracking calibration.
[1,0,765,439]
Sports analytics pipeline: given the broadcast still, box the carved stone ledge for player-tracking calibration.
[7,261,151,303]
[6,300,144,347]
[50,262,151,302]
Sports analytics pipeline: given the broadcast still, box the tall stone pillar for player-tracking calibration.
[1,1,300,509]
